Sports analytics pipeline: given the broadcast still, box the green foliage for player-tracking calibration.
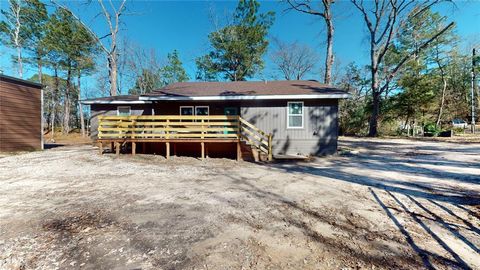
[196,0,274,81]
[195,55,217,81]
[424,122,441,136]
[129,69,162,95]
[160,50,189,85]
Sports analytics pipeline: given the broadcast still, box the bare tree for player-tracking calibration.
[285,0,335,84]
[351,0,454,136]
[125,42,163,94]
[52,0,126,96]
[271,39,318,80]
[0,0,24,78]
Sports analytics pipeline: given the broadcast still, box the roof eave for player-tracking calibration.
[80,100,152,105]
[139,94,350,101]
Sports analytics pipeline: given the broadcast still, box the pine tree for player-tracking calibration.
[196,0,274,81]
[161,50,189,85]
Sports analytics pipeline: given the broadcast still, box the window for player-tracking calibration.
[117,106,131,116]
[224,107,238,116]
[180,106,194,116]
[287,102,303,129]
[195,106,209,116]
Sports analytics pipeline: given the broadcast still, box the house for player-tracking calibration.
[81,80,349,160]
[0,74,43,152]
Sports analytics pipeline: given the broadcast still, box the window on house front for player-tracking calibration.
[117,106,131,116]
[195,106,209,116]
[180,106,194,116]
[287,102,303,129]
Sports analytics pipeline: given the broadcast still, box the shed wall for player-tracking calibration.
[0,79,42,151]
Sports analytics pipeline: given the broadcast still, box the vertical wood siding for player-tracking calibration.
[0,79,42,151]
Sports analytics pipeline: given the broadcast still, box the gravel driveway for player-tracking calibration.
[0,137,479,269]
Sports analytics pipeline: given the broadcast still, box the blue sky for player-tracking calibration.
[0,0,479,97]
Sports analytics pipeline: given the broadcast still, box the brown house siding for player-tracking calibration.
[0,76,42,152]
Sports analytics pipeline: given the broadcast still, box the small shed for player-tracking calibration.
[0,74,43,152]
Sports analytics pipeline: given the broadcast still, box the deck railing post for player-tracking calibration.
[268,133,273,161]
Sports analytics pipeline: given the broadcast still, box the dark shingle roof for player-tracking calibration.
[144,80,347,97]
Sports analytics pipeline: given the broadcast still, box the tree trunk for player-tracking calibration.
[63,67,72,134]
[78,73,86,137]
[16,45,23,78]
[108,54,118,96]
[51,67,59,140]
[37,56,43,84]
[436,72,447,127]
[323,13,334,85]
[368,91,381,137]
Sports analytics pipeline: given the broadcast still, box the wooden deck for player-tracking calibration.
[97,115,273,161]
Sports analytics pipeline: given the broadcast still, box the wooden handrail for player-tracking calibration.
[98,115,273,161]
[238,117,272,161]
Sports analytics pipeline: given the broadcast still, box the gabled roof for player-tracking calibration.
[81,80,349,104]
[141,80,349,101]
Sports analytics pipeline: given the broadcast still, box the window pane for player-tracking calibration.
[196,107,209,115]
[118,107,130,116]
[289,103,302,115]
[180,107,193,115]
[289,116,302,127]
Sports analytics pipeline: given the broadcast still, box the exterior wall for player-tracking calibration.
[0,78,42,151]
[89,99,339,156]
[240,99,339,156]
[89,104,153,139]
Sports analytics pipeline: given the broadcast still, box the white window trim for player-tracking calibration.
[179,106,194,115]
[287,101,304,129]
[117,106,131,116]
[195,106,209,115]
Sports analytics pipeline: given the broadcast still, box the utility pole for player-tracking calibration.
[472,48,477,134]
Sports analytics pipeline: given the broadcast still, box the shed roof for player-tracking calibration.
[0,74,42,89]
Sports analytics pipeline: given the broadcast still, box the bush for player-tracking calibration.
[424,123,441,137]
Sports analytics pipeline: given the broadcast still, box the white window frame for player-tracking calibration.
[195,106,209,116]
[179,106,194,115]
[117,106,131,116]
[287,101,304,129]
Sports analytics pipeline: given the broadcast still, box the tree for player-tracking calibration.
[197,0,274,81]
[195,55,217,81]
[160,50,189,85]
[125,44,162,95]
[0,0,26,78]
[285,0,335,84]
[270,39,318,80]
[44,8,97,134]
[22,0,48,84]
[53,0,127,96]
[351,0,455,136]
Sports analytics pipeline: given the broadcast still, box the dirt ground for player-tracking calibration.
[0,137,479,270]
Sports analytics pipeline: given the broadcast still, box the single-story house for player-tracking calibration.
[81,80,349,159]
[0,74,43,152]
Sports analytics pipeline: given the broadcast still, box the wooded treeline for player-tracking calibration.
[1,0,478,137]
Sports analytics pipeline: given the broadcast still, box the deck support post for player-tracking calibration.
[99,142,103,155]
[268,134,273,161]
[115,142,120,156]
[110,142,114,152]
[142,142,146,154]
[237,140,242,161]
[201,142,205,160]
[166,142,170,159]
[132,142,136,155]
